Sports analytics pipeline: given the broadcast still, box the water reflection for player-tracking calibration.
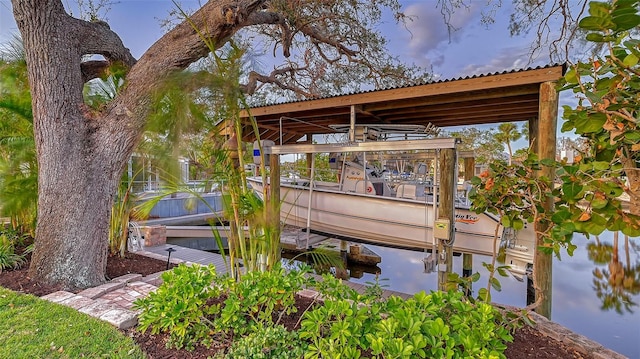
[340,232,639,358]
[589,233,640,314]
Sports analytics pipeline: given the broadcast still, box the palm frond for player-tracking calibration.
[289,246,346,270]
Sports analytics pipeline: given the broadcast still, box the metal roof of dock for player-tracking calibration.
[238,64,566,144]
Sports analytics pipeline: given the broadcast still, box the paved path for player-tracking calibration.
[40,244,408,330]
[40,246,204,330]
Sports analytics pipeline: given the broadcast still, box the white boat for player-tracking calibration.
[248,125,535,274]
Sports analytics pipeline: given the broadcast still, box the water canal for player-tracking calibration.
[344,231,639,358]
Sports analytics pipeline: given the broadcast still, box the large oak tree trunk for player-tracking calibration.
[12,1,129,288]
[29,145,126,288]
[12,0,262,289]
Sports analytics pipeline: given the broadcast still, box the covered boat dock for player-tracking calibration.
[235,64,565,316]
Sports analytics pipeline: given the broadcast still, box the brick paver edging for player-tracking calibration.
[41,271,165,330]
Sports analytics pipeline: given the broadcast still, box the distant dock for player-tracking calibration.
[138,223,382,267]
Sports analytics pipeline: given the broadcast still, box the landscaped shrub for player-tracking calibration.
[134,263,310,351]
[226,323,306,359]
[300,275,513,359]
[217,264,309,337]
[0,233,25,272]
[134,265,514,357]
[134,263,222,350]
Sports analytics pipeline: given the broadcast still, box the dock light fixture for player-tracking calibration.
[165,247,177,270]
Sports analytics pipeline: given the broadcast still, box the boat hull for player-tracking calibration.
[249,178,513,257]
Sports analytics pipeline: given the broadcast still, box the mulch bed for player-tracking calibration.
[0,248,594,359]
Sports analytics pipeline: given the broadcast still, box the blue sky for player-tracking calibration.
[388,1,545,78]
[1,1,557,78]
[1,0,578,148]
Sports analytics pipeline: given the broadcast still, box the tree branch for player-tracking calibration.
[100,0,267,148]
[244,11,293,57]
[241,69,313,97]
[80,60,110,82]
[244,10,283,26]
[74,18,137,69]
[295,22,357,58]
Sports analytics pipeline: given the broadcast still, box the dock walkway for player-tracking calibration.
[141,243,230,273]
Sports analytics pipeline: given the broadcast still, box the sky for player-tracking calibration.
[1,1,550,77]
[0,0,579,148]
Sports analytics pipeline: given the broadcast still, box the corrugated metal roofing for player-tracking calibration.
[250,63,566,108]
[237,63,566,144]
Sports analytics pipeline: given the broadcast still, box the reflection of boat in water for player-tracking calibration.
[500,228,534,277]
[248,125,535,275]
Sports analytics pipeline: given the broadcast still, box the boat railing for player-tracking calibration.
[283,163,474,207]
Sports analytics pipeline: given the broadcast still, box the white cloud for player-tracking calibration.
[457,45,534,76]
[402,2,482,59]
[403,4,450,55]
[396,1,529,76]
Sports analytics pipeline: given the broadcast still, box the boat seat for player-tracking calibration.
[396,184,417,200]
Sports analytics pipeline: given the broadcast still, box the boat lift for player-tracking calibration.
[260,136,460,290]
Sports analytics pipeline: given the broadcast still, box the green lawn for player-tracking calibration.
[0,287,145,358]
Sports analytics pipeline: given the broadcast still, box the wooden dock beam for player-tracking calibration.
[438,148,456,291]
[530,81,558,319]
[463,157,475,181]
[463,252,473,296]
[269,153,282,264]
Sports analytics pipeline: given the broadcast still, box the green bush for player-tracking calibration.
[218,264,308,337]
[135,265,514,357]
[300,277,513,359]
[134,263,309,351]
[226,323,306,359]
[133,263,222,350]
[0,233,25,272]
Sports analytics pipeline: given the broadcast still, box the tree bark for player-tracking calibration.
[12,0,265,289]
[621,156,639,216]
[532,81,558,319]
[12,1,116,288]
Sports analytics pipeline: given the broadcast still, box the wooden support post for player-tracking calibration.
[340,240,348,253]
[531,81,558,319]
[462,253,473,277]
[349,105,356,142]
[462,253,473,296]
[306,133,313,178]
[438,148,456,291]
[334,240,349,279]
[269,153,281,263]
[463,157,475,181]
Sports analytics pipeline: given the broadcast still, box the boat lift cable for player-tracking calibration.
[444,151,458,248]
[339,154,347,192]
[305,155,316,249]
[423,149,441,273]
[445,149,459,247]
[433,149,440,254]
